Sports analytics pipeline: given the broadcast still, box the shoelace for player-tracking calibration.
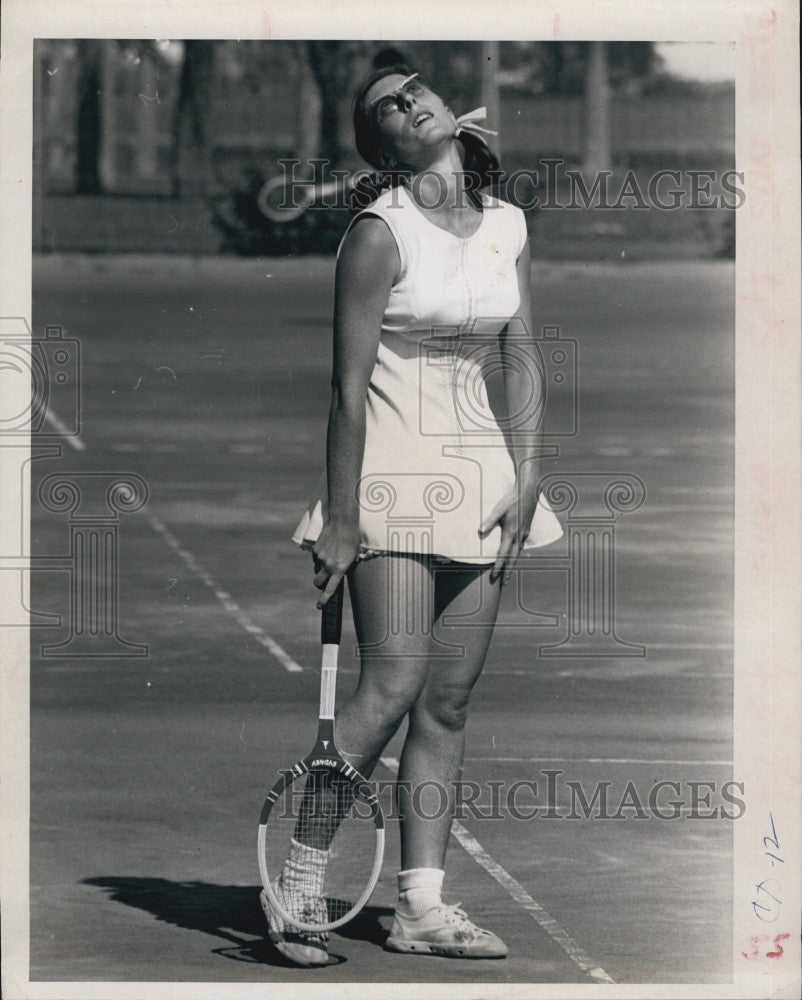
[440,902,484,934]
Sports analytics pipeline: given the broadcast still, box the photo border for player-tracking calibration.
[1,3,799,998]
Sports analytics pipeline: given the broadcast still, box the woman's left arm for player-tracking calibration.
[480,237,544,583]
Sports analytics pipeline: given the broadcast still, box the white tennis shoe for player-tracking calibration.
[385,901,508,958]
[259,880,331,967]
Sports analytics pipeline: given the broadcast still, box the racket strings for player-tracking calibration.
[262,768,381,929]
[294,769,357,852]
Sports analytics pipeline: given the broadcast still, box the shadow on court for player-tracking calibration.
[82,877,392,967]
[29,254,735,984]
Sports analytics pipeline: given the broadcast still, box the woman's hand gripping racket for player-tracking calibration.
[258,580,385,966]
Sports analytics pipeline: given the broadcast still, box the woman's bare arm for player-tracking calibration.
[313,214,399,606]
[502,238,543,491]
[480,237,545,582]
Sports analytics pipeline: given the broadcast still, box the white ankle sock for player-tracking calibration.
[281,837,328,897]
[396,867,445,916]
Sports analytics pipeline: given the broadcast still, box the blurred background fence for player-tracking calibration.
[33,40,735,258]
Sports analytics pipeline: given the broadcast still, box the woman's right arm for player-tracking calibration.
[312,215,399,606]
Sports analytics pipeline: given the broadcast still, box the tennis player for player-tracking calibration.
[267,62,562,964]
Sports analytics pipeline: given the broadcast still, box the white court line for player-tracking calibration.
[379,755,615,985]
[464,756,733,766]
[36,416,302,675]
[44,407,85,450]
[148,516,302,673]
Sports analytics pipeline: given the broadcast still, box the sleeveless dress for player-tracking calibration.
[292,183,563,565]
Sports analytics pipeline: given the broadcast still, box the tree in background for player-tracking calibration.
[500,42,656,172]
[584,42,611,173]
[170,40,215,196]
[66,39,659,199]
[501,42,656,96]
[75,40,103,193]
[305,41,376,172]
[584,43,656,171]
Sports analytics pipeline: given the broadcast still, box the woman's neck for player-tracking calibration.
[401,140,478,215]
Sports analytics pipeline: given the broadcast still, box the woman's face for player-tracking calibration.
[364,73,455,169]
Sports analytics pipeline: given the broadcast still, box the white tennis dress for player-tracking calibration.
[292,183,562,564]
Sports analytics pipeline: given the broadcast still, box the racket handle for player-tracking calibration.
[320,579,344,645]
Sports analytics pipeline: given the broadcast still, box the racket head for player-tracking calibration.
[256,174,312,222]
[258,759,385,932]
[257,174,356,222]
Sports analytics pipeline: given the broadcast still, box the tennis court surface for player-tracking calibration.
[29,253,734,984]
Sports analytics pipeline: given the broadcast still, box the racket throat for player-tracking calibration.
[313,717,336,756]
[315,642,337,753]
[313,640,345,761]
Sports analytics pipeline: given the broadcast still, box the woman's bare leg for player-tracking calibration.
[336,554,503,872]
[397,564,502,870]
[334,554,435,778]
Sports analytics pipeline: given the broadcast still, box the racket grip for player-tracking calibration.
[320,579,344,645]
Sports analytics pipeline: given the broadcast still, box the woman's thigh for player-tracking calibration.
[348,553,440,646]
[422,562,504,706]
[345,553,437,701]
[346,554,503,705]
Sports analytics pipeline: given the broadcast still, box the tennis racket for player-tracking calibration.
[258,580,385,957]
[257,173,357,222]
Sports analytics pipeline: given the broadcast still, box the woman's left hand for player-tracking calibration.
[479,484,540,585]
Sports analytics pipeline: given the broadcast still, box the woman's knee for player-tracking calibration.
[353,664,424,727]
[412,682,473,734]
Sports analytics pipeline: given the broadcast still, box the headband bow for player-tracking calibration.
[454,107,498,139]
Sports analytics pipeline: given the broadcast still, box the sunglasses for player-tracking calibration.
[368,73,431,125]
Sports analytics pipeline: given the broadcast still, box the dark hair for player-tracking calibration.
[352,63,418,169]
[349,62,501,214]
[372,47,407,70]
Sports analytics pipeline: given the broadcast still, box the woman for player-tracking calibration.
[264,63,562,965]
